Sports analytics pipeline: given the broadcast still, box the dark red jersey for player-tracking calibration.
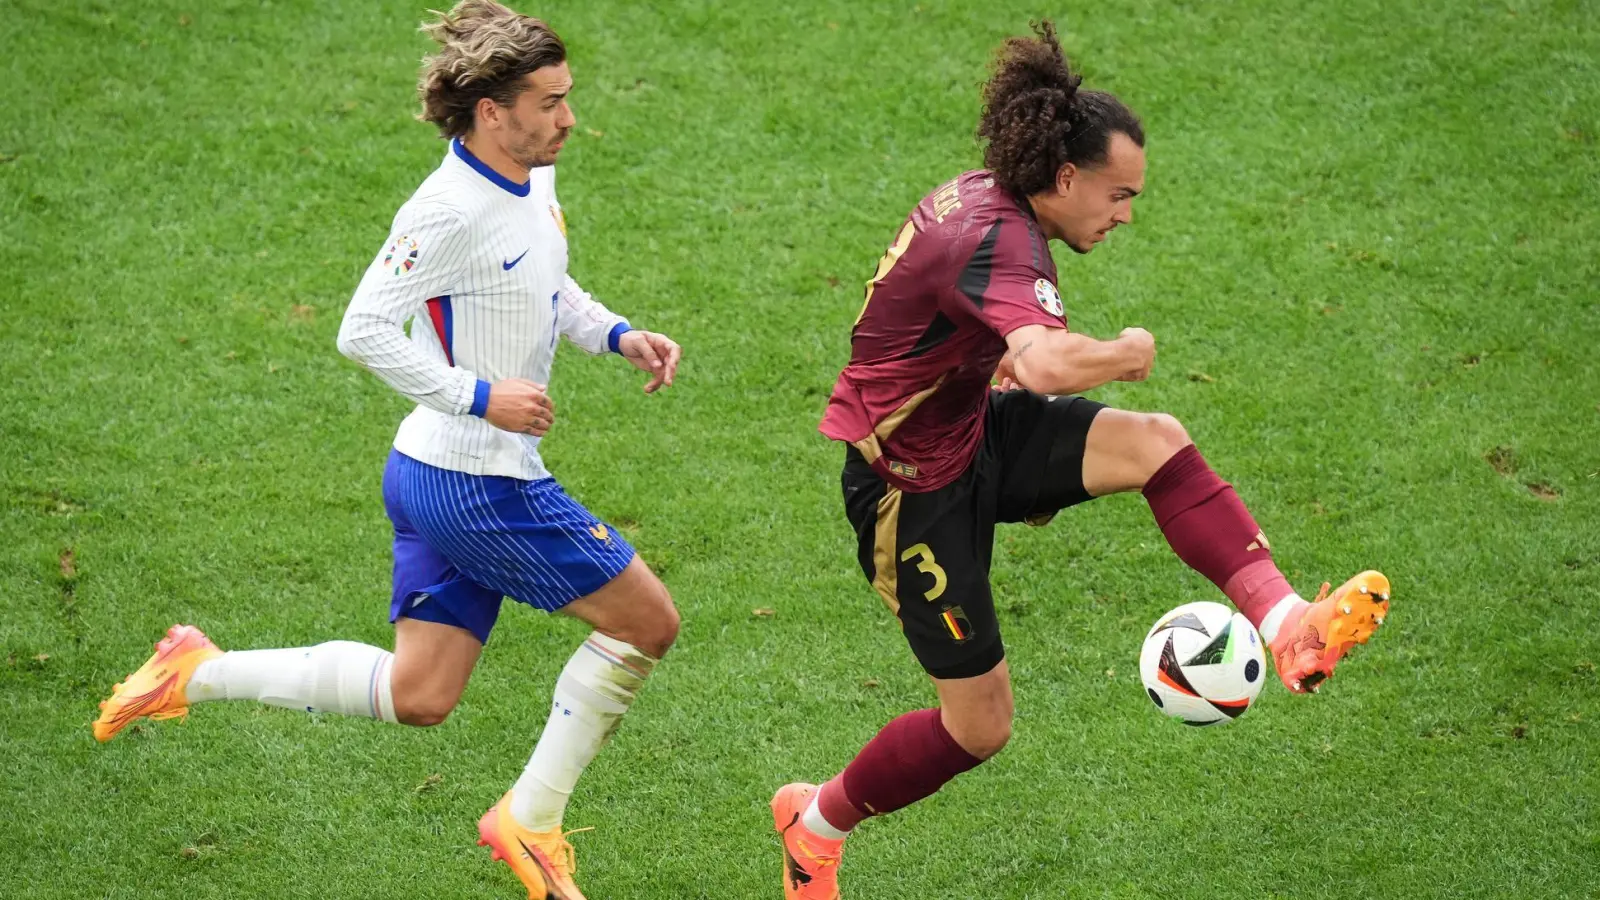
[819,170,1068,492]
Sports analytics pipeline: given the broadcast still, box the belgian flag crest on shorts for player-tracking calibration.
[939,605,973,643]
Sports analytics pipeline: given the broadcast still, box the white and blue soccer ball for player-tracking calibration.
[1139,601,1266,726]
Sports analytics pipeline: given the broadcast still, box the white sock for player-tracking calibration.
[187,641,397,723]
[509,633,657,831]
[802,795,851,840]
[1258,594,1305,644]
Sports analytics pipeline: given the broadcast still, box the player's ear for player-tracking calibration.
[1055,162,1078,196]
[475,96,501,131]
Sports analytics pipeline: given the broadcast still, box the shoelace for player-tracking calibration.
[547,826,594,876]
[1311,581,1333,604]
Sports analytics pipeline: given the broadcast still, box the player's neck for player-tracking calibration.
[461,133,531,188]
[1023,193,1063,242]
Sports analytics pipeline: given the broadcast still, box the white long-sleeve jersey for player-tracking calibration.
[338,139,629,481]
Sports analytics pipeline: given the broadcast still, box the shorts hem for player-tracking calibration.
[922,639,1006,680]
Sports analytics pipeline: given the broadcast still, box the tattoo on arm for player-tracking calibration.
[1010,340,1035,362]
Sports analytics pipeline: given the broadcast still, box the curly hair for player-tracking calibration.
[977,20,1143,198]
[417,0,566,139]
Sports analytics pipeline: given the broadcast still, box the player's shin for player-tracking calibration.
[1142,444,1304,641]
[185,641,398,722]
[509,632,657,831]
[808,708,983,837]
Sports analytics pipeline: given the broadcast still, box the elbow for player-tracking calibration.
[335,320,365,362]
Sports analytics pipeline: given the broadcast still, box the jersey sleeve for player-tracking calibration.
[545,174,630,355]
[947,216,1066,338]
[556,276,630,355]
[336,202,487,417]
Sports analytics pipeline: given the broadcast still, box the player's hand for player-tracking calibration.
[484,378,555,436]
[991,354,1023,392]
[618,330,682,393]
[1115,327,1156,382]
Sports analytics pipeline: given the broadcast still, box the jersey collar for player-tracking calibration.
[451,138,531,197]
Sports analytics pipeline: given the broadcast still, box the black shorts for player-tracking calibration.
[842,390,1106,679]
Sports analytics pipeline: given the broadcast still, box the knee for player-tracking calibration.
[1144,412,1192,453]
[960,716,1013,761]
[607,583,679,659]
[648,595,681,656]
[392,689,459,728]
[1138,412,1192,474]
[944,708,1013,761]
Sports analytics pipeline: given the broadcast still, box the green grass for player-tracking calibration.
[4,0,1599,897]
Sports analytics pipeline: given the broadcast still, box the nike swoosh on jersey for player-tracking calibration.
[502,249,529,270]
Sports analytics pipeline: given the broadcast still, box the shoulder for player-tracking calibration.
[395,164,477,234]
[391,196,472,252]
[382,184,476,274]
[914,171,1015,224]
[913,172,1033,250]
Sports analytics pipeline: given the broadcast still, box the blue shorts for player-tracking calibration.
[382,449,637,643]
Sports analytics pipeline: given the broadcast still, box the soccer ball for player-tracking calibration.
[1139,601,1266,725]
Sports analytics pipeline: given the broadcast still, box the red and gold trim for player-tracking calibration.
[870,487,903,615]
[852,375,948,469]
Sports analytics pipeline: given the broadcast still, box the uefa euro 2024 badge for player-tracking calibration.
[1033,278,1064,317]
[385,236,419,276]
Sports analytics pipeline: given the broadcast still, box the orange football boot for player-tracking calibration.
[771,783,844,900]
[477,791,591,900]
[93,624,222,742]
[1270,570,1391,694]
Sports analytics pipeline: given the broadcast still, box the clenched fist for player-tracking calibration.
[484,378,555,436]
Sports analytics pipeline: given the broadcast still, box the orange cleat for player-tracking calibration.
[771,783,844,900]
[1270,570,1391,694]
[93,624,222,742]
[477,792,590,900]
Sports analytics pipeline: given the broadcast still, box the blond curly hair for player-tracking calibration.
[417,0,566,139]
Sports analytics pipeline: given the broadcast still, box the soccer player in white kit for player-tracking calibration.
[91,4,679,897]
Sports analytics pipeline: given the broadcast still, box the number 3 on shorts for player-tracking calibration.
[900,542,947,602]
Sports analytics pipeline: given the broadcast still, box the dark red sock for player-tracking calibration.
[817,708,982,830]
[815,773,862,833]
[1143,444,1295,629]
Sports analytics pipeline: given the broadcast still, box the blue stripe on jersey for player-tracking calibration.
[440,295,454,357]
[383,450,635,623]
[451,138,532,198]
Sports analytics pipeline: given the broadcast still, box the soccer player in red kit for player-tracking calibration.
[771,22,1391,898]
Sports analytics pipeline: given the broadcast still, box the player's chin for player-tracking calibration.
[527,144,563,167]
[1068,231,1110,254]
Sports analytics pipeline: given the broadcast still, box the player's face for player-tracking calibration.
[501,63,576,168]
[1052,132,1146,254]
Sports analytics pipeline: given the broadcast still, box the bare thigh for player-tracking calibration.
[390,616,482,726]
[560,555,681,659]
[1080,408,1193,497]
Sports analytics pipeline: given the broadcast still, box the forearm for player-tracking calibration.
[336,311,488,416]
[1010,331,1135,395]
[557,277,629,355]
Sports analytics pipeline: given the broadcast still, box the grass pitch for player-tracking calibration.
[3,1,1598,897]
